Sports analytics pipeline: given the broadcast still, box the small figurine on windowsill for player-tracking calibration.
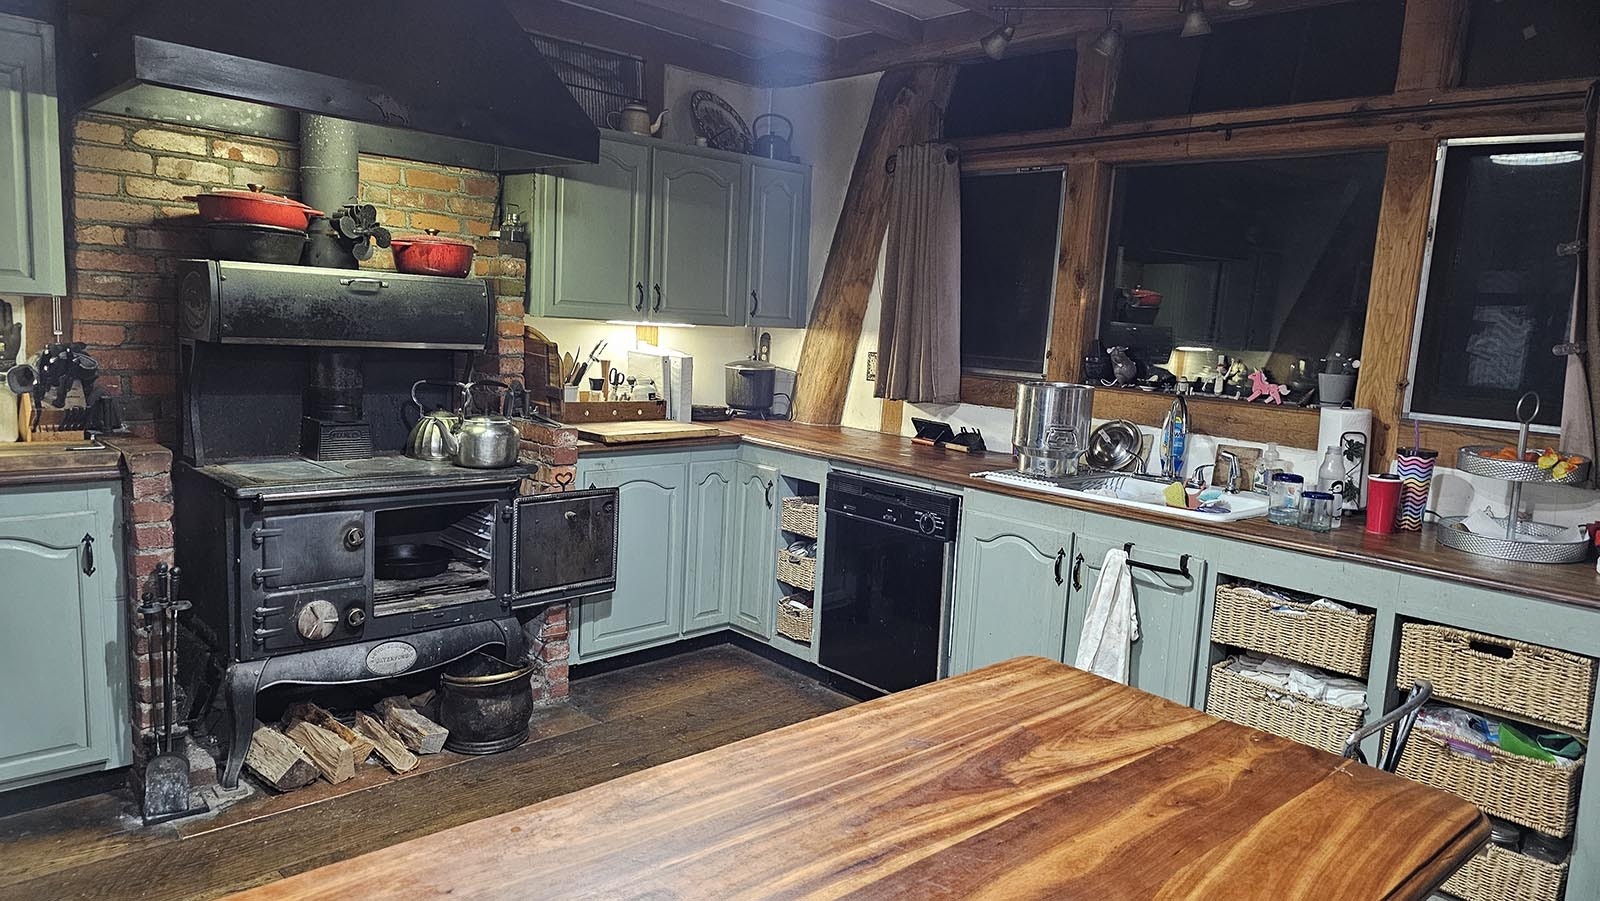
[1106,346,1139,387]
[1246,369,1289,404]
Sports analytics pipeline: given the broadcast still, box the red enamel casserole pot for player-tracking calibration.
[389,229,475,278]
[185,184,324,230]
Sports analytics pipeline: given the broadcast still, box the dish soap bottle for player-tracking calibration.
[1318,446,1345,524]
[1256,443,1284,492]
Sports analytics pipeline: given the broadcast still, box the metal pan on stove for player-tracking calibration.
[375,542,452,580]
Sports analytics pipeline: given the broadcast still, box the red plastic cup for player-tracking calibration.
[1366,473,1401,535]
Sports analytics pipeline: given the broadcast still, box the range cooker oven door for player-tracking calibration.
[245,509,369,656]
[511,488,618,607]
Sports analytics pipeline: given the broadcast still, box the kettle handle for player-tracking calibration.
[752,113,793,139]
[411,379,468,414]
[463,379,510,416]
[606,110,621,129]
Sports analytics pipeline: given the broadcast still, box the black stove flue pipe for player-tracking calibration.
[299,114,360,269]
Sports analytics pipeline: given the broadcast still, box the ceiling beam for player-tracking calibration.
[623,0,837,59]
[573,0,789,58]
[506,0,767,84]
[757,0,924,44]
[938,0,1003,22]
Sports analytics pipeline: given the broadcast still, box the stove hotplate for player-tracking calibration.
[194,454,529,499]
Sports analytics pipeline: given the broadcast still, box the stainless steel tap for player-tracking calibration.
[1217,451,1241,493]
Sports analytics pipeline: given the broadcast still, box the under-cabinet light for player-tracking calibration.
[1489,151,1582,166]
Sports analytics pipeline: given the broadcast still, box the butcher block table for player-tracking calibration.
[230,657,1488,900]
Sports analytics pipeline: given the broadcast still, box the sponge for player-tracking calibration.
[1163,480,1189,509]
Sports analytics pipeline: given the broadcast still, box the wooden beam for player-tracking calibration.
[1072,31,1117,127]
[1394,0,1467,91]
[756,0,923,44]
[939,0,1003,22]
[791,65,958,425]
[1353,139,1438,467]
[1043,160,1111,384]
[508,0,764,84]
[622,0,837,59]
[579,0,792,58]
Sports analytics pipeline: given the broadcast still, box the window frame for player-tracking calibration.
[958,166,1068,382]
[1402,132,1584,434]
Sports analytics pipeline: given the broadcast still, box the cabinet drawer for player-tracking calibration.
[1397,623,1594,734]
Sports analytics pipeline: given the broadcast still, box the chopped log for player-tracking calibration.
[284,720,356,784]
[354,711,419,774]
[381,704,449,755]
[244,724,319,792]
[283,701,376,764]
[375,694,413,716]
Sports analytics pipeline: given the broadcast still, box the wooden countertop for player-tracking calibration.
[0,442,123,488]
[581,419,1600,609]
[229,657,1488,901]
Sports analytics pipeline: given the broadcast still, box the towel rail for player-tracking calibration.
[1122,542,1192,580]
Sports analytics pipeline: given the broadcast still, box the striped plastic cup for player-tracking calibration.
[1394,447,1438,532]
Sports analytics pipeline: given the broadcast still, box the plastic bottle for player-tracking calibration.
[1318,446,1345,524]
[1256,443,1284,492]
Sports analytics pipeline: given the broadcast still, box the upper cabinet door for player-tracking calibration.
[540,138,652,320]
[0,15,65,296]
[648,148,744,326]
[746,163,810,329]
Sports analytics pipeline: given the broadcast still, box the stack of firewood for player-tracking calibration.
[243,693,448,791]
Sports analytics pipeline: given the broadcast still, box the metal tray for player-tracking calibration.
[1456,446,1590,485]
[1435,515,1591,564]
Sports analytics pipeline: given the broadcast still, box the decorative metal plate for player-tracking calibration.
[1455,446,1590,485]
[689,90,752,154]
[1435,516,1590,564]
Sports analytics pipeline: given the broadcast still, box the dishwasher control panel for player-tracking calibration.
[825,473,959,542]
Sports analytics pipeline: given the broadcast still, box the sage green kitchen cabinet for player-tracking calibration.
[746,161,810,329]
[0,482,129,791]
[948,510,1071,676]
[0,13,66,297]
[529,139,652,320]
[683,459,737,634]
[649,148,744,326]
[574,459,687,660]
[1064,531,1209,705]
[731,461,779,639]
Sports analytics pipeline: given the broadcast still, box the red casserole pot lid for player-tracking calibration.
[391,229,474,248]
[187,184,323,214]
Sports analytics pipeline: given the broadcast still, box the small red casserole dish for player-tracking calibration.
[389,230,475,278]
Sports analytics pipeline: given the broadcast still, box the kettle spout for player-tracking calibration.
[441,423,461,456]
[650,109,669,136]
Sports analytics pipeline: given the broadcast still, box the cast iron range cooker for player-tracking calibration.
[174,261,617,787]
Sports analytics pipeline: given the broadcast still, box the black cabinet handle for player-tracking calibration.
[81,533,95,576]
[764,481,773,508]
[750,290,759,317]
[652,284,662,313]
[635,282,645,312]
[1072,553,1084,591]
[1054,548,1065,586]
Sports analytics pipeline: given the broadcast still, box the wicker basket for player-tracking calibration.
[1393,723,1584,838]
[1204,661,1365,755]
[1397,623,1594,734]
[776,595,813,643]
[1212,584,1374,678]
[780,496,819,538]
[777,550,816,591]
[1441,844,1567,901]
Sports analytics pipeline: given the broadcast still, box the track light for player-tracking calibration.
[1179,0,1211,37]
[981,12,1016,60]
[1090,10,1122,58]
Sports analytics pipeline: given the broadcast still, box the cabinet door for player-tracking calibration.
[0,498,121,786]
[746,163,810,329]
[649,148,744,326]
[1065,535,1208,705]
[540,138,652,320]
[0,15,65,296]
[684,459,736,634]
[731,461,778,638]
[576,461,686,659]
[949,511,1070,676]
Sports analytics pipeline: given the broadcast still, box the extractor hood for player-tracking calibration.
[78,0,598,171]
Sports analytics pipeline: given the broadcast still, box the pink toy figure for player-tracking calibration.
[1246,369,1289,404]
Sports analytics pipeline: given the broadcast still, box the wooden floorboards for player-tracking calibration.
[0,644,853,901]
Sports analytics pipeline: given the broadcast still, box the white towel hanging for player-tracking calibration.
[1074,548,1141,684]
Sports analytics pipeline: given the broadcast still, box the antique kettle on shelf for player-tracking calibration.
[752,113,795,161]
[405,380,465,463]
[608,101,667,137]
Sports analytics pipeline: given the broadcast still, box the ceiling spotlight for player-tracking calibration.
[1180,0,1212,37]
[980,12,1015,60]
[1090,10,1122,58]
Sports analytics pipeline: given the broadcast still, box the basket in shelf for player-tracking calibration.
[1441,843,1567,901]
[777,550,816,591]
[1392,723,1584,838]
[1211,584,1374,678]
[776,595,813,643]
[1397,623,1594,734]
[780,496,819,538]
[1204,661,1365,756]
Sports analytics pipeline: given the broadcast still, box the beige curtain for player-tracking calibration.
[875,142,961,404]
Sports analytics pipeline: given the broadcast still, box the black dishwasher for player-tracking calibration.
[818,473,960,694]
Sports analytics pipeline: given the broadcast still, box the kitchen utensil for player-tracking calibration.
[1013,382,1093,478]
[608,367,626,398]
[452,380,520,468]
[389,229,475,277]
[726,360,777,414]
[607,101,667,137]
[561,352,575,384]
[186,184,324,230]
[1366,473,1401,535]
[141,563,206,825]
[751,113,795,160]
[598,360,612,397]
[1084,419,1142,472]
[689,90,752,153]
[404,379,465,462]
[201,222,307,264]
[375,542,453,580]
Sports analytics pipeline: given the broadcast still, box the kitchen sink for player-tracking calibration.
[975,469,1271,523]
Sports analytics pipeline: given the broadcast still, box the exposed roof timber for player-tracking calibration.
[759,0,926,43]
[622,0,838,59]
[573,0,791,58]
[506,0,770,84]
[938,0,1004,21]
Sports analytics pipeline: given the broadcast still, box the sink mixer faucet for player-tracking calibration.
[1217,451,1241,493]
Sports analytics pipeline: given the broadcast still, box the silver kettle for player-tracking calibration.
[405,380,465,463]
[451,380,521,469]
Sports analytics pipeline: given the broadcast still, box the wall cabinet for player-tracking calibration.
[574,459,687,659]
[683,459,737,634]
[948,509,1070,676]
[731,461,779,639]
[0,13,65,296]
[0,483,128,791]
[528,134,810,328]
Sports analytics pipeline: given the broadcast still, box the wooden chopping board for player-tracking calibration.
[576,421,723,444]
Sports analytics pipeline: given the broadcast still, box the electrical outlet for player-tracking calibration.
[866,352,878,382]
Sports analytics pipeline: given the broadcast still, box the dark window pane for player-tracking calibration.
[1410,140,1583,428]
[945,49,1076,138]
[1460,0,1600,88]
[1098,153,1387,384]
[960,171,1064,376]
[1112,1,1403,122]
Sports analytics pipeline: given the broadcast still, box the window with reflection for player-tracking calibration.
[1459,0,1600,88]
[1096,153,1387,391]
[1407,138,1584,429]
[961,170,1064,377]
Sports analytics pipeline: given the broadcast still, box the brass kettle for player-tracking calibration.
[405,380,465,463]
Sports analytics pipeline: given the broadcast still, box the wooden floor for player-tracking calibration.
[0,645,853,901]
